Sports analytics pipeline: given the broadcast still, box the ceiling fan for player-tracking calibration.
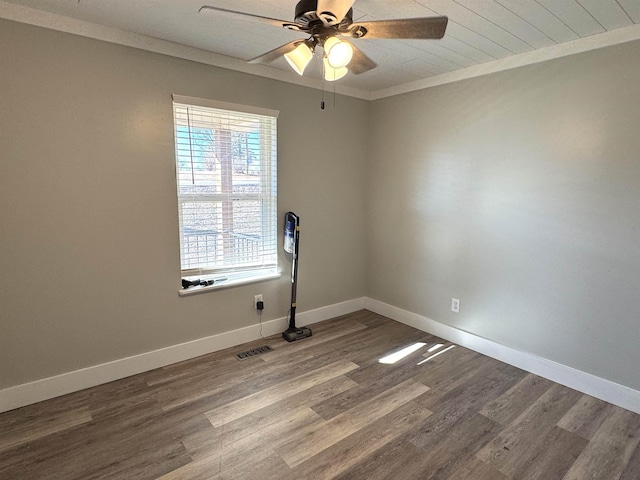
[199,0,448,81]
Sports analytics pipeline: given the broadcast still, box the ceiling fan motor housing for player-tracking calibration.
[294,0,353,29]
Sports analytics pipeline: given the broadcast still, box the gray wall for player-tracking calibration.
[0,19,368,388]
[3,16,640,395]
[367,40,640,390]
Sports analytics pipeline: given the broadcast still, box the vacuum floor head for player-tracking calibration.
[282,326,313,342]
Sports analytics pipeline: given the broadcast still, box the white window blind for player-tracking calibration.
[172,96,278,281]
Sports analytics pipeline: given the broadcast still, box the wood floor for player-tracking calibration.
[2,310,640,480]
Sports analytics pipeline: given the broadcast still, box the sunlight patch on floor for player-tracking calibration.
[417,345,456,365]
[378,342,427,364]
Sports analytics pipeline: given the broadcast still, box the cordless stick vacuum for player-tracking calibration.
[282,212,312,342]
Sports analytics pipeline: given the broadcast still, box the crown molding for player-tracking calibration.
[2,1,639,102]
[371,23,640,100]
[0,0,373,101]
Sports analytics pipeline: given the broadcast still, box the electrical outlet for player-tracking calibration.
[451,298,460,313]
[254,294,263,309]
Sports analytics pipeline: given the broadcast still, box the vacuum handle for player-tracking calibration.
[284,212,300,285]
[284,212,299,254]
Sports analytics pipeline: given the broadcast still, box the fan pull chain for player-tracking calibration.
[321,60,326,110]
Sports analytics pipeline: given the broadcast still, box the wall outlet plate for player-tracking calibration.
[451,298,460,313]
[254,294,263,309]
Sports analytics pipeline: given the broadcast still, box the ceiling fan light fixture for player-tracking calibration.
[323,57,348,81]
[324,36,353,68]
[284,42,314,75]
[201,2,450,83]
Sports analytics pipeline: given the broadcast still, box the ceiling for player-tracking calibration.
[1,0,639,99]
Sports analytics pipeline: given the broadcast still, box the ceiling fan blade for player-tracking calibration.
[352,16,448,39]
[247,40,302,65]
[348,42,377,75]
[199,6,298,30]
[316,0,356,26]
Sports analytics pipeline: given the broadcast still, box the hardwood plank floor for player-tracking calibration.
[2,310,640,479]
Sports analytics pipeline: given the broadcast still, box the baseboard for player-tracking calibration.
[364,297,640,415]
[0,297,365,413]
[9,296,636,416]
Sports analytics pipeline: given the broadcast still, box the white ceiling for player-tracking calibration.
[1,0,639,98]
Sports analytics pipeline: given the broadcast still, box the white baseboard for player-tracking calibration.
[0,297,366,413]
[7,296,637,416]
[364,297,640,415]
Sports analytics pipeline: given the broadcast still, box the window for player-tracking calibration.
[172,95,278,289]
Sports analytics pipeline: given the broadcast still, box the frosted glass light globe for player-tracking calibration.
[324,37,353,69]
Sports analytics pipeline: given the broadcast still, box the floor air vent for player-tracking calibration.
[235,345,273,360]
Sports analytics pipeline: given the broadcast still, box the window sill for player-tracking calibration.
[177,272,281,297]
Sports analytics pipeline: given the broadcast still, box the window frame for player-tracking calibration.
[172,95,280,294]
